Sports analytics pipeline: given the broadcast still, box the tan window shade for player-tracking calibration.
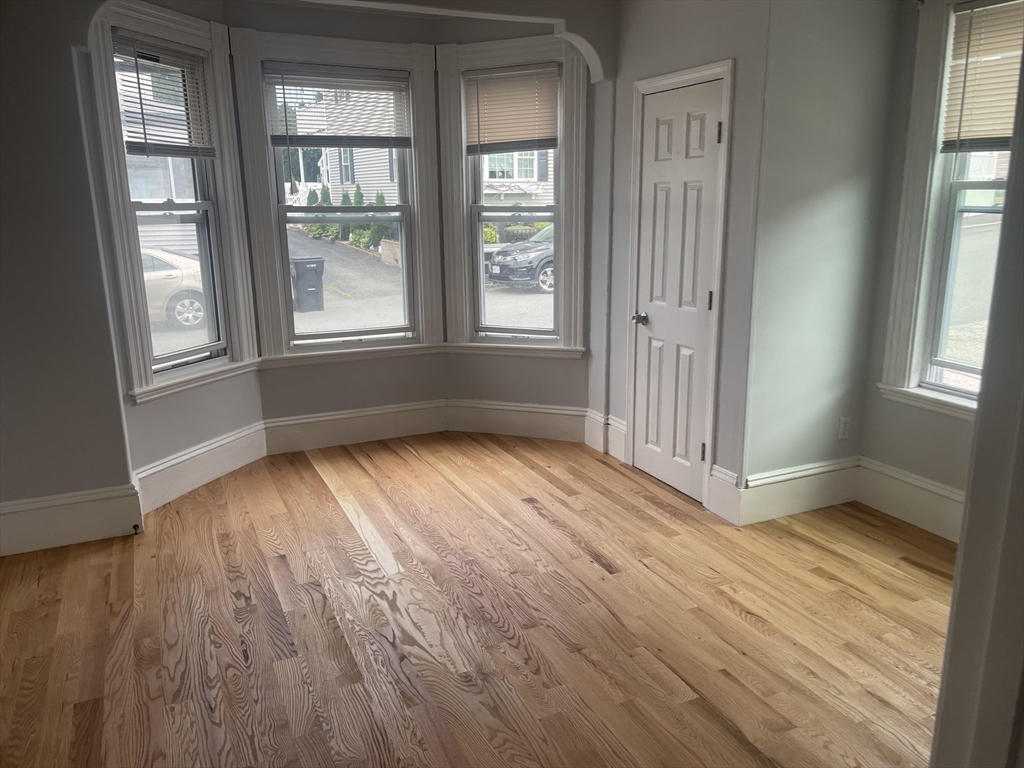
[942,0,1024,153]
[264,63,411,149]
[112,35,216,159]
[464,66,559,155]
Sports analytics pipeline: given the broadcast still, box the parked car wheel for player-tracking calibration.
[167,291,206,329]
[535,262,555,294]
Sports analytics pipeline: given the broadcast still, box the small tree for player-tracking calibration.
[319,184,332,206]
[338,189,353,240]
[305,188,318,206]
[353,183,364,207]
[368,190,390,249]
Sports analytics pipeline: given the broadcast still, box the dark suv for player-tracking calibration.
[486,225,554,293]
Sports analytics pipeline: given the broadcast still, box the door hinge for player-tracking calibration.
[717,121,723,144]
[707,291,713,311]
[701,443,706,462]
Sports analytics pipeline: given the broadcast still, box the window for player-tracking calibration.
[465,66,560,337]
[882,0,1023,412]
[264,63,414,344]
[112,34,227,372]
[925,2,1021,396]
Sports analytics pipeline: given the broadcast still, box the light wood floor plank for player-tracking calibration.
[0,433,954,767]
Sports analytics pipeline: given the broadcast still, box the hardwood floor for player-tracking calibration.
[0,433,956,768]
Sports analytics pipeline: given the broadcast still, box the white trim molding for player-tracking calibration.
[876,382,976,421]
[622,59,735,508]
[584,411,626,460]
[745,456,861,488]
[0,484,142,556]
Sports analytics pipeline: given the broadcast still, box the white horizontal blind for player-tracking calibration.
[942,0,1024,152]
[264,63,411,149]
[464,66,559,155]
[112,35,216,158]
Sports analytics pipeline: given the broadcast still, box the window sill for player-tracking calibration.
[877,383,977,422]
[131,359,260,404]
[259,343,445,369]
[446,343,586,359]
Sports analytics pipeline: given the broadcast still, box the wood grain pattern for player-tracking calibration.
[0,433,955,767]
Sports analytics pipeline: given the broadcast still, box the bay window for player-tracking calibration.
[90,7,256,398]
[264,64,414,344]
[881,0,1023,414]
[439,39,586,352]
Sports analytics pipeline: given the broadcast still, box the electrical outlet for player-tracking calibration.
[838,416,851,440]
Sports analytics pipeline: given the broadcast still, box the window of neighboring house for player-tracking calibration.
[340,147,355,184]
[882,0,1023,410]
[112,34,227,372]
[924,1,1022,396]
[264,63,413,344]
[485,151,541,181]
[465,65,560,336]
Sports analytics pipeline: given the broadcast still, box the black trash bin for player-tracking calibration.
[291,255,325,312]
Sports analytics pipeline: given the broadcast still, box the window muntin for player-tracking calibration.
[264,63,415,345]
[465,65,561,340]
[921,1,1022,398]
[113,34,227,372]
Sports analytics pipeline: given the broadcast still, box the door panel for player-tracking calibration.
[632,79,723,502]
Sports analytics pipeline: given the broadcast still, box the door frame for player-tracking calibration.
[623,60,733,504]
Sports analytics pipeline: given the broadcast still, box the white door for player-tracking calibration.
[631,79,723,502]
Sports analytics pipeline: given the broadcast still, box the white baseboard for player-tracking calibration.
[703,454,964,541]
[447,400,586,442]
[606,416,626,461]
[0,484,142,556]
[265,400,447,454]
[136,422,266,513]
[858,458,964,541]
[584,410,626,460]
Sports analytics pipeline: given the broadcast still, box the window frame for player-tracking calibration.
[438,37,587,354]
[878,0,1015,420]
[231,29,442,357]
[88,1,257,400]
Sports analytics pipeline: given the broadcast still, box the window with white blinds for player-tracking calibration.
[942,0,1024,153]
[263,63,411,149]
[464,66,559,155]
[112,34,216,158]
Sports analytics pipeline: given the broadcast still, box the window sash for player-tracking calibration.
[277,205,414,343]
[472,205,558,337]
[924,171,1006,396]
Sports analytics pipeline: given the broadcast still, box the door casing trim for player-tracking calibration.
[623,60,734,504]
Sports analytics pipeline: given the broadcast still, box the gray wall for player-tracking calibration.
[742,0,903,479]
[0,1,134,502]
[605,0,772,474]
[859,1,976,491]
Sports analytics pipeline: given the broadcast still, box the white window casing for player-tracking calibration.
[881,1,985,419]
[88,1,257,400]
[231,30,442,357]
[438,37,587,352]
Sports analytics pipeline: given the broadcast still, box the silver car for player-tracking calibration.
[141,249,207,329]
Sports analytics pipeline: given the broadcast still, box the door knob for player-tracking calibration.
[632,312,649,326]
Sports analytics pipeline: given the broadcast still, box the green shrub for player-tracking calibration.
[533,222,551,232]
[366,190,390,249]
[306,223,340,240]
[305,188,318,206]
[503,224,535,243]
[349,226,371,249]
[353,183,364,207]
[319,184,332,205]
[338,189,353,239]
[483,223,498,244]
